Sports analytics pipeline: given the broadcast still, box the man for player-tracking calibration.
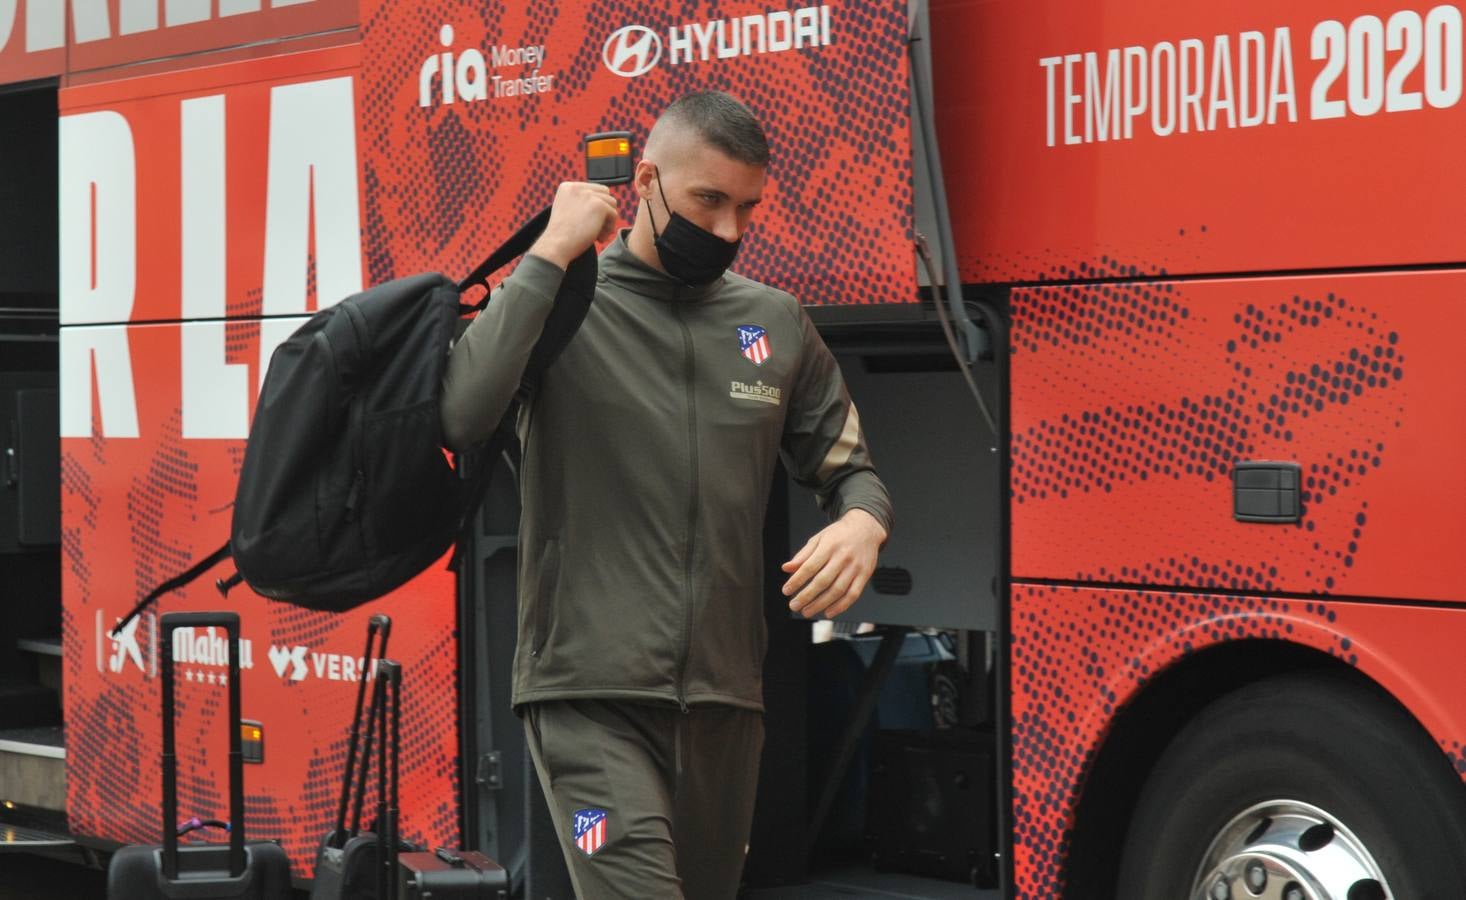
[439,91,891,899]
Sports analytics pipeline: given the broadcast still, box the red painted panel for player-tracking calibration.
[0,2,64,83]
[60,320,462,879]
[0,0,356,86]
[1010,271,1464,602]
[1010,584,1466,898]
[59,44,363,326]
[931,0,1466,282]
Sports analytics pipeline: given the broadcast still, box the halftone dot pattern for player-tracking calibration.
[63,322,463,880]
[1010,272,1409,598]
[60,452,99,604]
[1009,585,1361,898]
[227,285,263,321]
[362,164,400,287]
[125,413,199,604]
[1447,743,1466,776]
[1010,584,1466,899]
[1005,268,1466,897]
[963,233,1211,287]
[357,0,916,307]
[224,319,261,365]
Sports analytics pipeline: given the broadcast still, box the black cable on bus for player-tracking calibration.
[907,0,1000,440]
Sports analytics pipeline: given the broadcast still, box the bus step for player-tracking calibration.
[0,820,76,851]
[16,636,63,693]
[0,726,66,813]
[15,637,62,657]
[0,800,76,853]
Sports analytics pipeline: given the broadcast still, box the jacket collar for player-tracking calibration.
[599,230,721,302]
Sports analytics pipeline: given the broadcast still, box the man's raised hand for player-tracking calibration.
[528,181,620,269]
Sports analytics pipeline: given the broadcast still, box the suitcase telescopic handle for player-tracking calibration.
[376,660,403,900]
[334,614,392,847]
[159,612,245,881]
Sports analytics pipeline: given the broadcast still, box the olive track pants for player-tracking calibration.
[523,699,765,899]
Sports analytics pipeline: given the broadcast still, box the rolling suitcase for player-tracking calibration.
[372,659,509,899]
[311,614,410,900]
[397,848,508,899]
[107,611,291,900]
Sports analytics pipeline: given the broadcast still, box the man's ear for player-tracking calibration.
[632,159,659,201]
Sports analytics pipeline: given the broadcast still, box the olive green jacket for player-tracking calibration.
[441,233,892,711]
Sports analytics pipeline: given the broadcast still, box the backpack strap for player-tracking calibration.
[457,206,553,302]
[514,243,598,402]
[454,203,599,380]
[110,541,233,638]
[448,208,601,573]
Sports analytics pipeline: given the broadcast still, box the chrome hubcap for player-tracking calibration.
[1190,800,1392,900]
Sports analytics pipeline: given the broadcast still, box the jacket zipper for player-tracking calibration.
[673,713,685,798]
[673,301,698,713]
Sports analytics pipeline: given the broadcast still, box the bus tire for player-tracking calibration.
[1114,669,1466,900]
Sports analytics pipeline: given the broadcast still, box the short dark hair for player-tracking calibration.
[660,91,769,167]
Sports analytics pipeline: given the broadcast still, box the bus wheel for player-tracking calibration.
[1114,670,1466,900]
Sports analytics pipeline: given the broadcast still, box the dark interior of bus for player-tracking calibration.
[462,298,1008,899]
[0,80,66,843]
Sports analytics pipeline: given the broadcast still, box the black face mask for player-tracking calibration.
[647,171,741,287]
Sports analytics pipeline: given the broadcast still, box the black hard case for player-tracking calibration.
[107,612,291,900]
[397,848,508,899]
[865,728,996,885]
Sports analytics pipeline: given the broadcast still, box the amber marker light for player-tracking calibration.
[585,137,630,158]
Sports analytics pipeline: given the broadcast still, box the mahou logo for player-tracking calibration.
[603,25,662,78]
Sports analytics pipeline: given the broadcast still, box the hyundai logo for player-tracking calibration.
[603,25,662,77]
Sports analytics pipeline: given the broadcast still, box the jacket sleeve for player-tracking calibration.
[779,303,893,537]
[440,254,565,451]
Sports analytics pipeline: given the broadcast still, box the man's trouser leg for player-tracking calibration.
[523,699,763,900]
[668,703,764,899]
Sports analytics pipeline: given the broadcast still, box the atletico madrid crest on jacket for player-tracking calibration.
[573,808,608,856]
[738,324,771,365]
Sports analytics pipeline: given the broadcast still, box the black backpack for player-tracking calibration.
[113,208,592,633]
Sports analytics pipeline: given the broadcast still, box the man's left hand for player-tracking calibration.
[781,509,888,620]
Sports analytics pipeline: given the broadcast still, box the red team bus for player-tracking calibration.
[2,0,1465,898]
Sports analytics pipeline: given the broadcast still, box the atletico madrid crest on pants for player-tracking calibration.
[573,807,608,856]
[738,324,771,365]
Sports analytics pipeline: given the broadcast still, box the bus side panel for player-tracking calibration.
[59,44,367,326]
[354,0,918,306]
[1009,271,1466,603]
[61,322,462,879]
[932,0,1466,283]
[1009,584,1466,898]
[58,47,462,880]
[0,0,356,86]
